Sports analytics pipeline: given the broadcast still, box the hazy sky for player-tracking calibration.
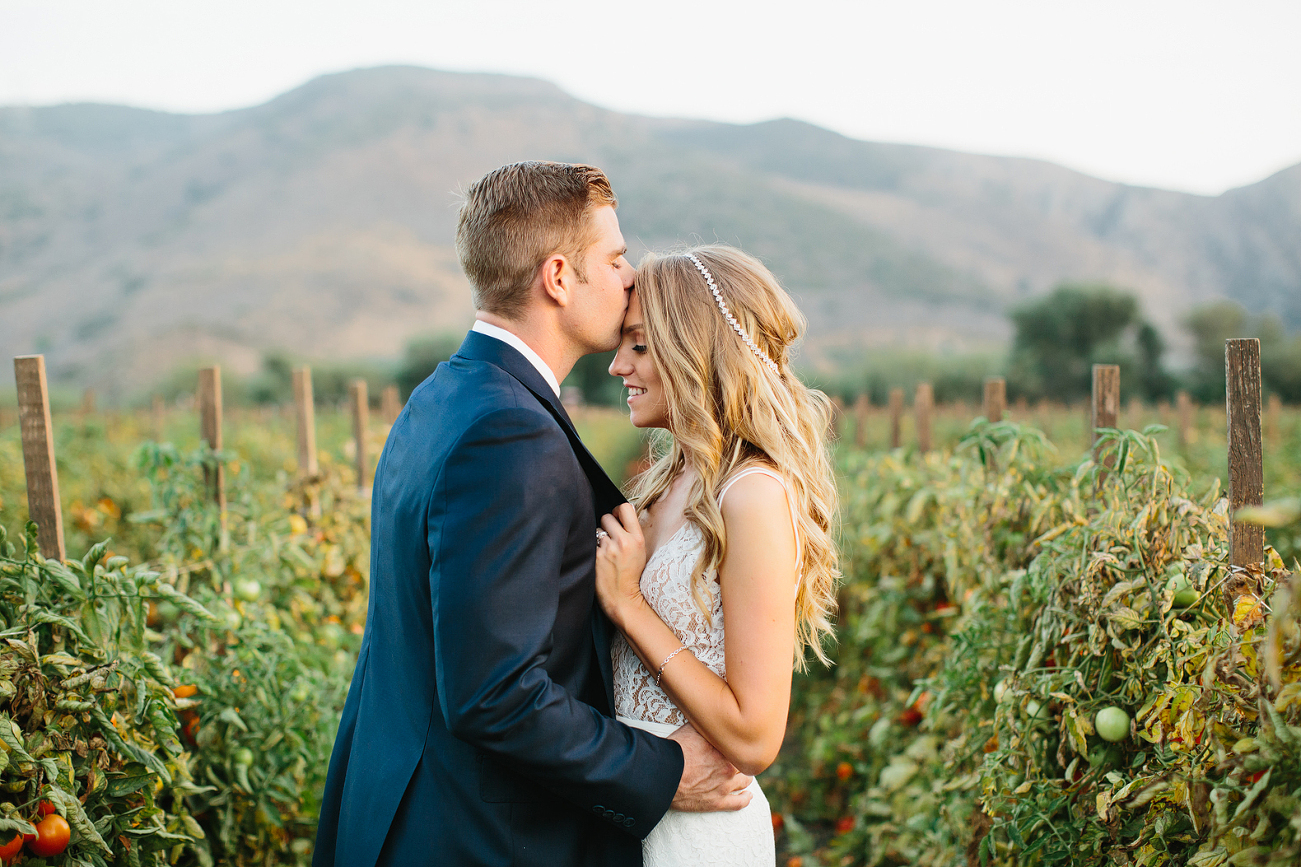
[2,0,1298,195]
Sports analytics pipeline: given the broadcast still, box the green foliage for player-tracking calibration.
[777,425,1301,867]
[0,524,211,866]
[1184,301,1301,403]
[1007,284,1171,402]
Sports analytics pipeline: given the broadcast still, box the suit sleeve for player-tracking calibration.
[429,406,683,837]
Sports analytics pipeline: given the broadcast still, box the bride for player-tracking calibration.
[594,245,840,864]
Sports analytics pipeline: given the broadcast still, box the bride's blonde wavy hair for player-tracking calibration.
[627,245,839,669]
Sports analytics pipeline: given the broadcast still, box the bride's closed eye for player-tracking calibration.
[632,343,647,354]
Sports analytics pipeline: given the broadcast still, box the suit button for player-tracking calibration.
[603,809,615,820]
[613,813,625,823]
[592,805,605,815]
[624,817,636,828]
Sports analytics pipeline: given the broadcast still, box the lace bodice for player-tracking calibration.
[612,467,799,727]
[612,520,721,727]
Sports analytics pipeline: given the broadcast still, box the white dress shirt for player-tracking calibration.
[471,320,562,397]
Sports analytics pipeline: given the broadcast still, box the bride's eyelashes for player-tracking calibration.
[633,344,647,354]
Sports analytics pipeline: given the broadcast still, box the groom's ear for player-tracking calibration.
[538,253,573,308]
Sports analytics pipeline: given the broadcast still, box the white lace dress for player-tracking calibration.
[613,468,797,866]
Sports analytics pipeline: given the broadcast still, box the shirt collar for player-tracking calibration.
[470,320,561,397]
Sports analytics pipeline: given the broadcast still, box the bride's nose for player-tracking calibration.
[608,346,632,378]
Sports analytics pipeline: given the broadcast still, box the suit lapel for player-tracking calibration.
[455,330,624,711]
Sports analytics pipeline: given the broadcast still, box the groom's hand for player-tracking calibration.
[667,723,754,812]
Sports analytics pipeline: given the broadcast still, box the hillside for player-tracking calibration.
[0,66,1296,399]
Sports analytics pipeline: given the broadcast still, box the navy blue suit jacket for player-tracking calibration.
[313,331,683,867]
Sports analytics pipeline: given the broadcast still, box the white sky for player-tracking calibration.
[2,0,1298,196]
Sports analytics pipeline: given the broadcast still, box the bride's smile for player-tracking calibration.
[609,290,670,429]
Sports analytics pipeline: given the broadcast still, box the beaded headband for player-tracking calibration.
[685,253,781,376]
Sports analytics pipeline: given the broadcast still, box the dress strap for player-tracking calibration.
[717,467,801,570]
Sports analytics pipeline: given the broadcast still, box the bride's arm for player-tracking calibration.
[597,478,797,776]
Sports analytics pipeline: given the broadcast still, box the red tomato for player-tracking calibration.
[0,832,22,862]
[771,812,784,832]
[36,800,56,817]
[898,707,923,727]
[835,761,853,781]
[835,816,855,835]
[28,814,70,857]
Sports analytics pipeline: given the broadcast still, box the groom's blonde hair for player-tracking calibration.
[456,161,617,320]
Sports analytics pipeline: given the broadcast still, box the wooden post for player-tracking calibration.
[382,385,402,425]
[888,388,904,449]
[152,394,165,441]
[80,387,96,417]
[197,368,227,541]
[983,377,1006,423]
[293,367,320,517]
[1176,390,1193,447]
[1091,365,1120,444]
[915,383,933,453]
[351,379,370,492]
[1156,398,1170,425]
[1092,365,1120,478]
[853,393,869,449]
[1226,339,1264,567]
[1013,395,1028,419]
[292,368,319,478]
[1267,393,1282,444]
[14,356,66,560]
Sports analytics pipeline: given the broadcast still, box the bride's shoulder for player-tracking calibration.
[717,465,791,521]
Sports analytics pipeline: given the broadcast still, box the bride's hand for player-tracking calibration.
[595,503,648,627]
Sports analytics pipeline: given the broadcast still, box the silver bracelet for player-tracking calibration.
[656,645,691,687]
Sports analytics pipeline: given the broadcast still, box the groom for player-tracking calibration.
[313,162,751,867]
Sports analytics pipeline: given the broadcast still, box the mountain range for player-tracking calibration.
[1,65,1297,399]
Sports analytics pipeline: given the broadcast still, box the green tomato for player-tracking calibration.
[1166,574,1197,608]
[993,680,1010,704]
[1025,699,1049,724]
[1095,706,1131,742]
[234,579,261,602]
[233,747,255,767]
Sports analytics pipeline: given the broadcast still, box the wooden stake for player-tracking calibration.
[1267,393,1281,444]
[197,368,227,537]
[292,368,319,478]
[382,385,402,425]
[888,388,904,449]
[1091,365,1120,445]
[1176,390,1193,447]
[14,356,65,560]
[983,377,1006,423]
[351,379,370,492]
[853,393,869,449]
[1092,365,1120,478]
[80,387,95,417]
[915,383,933,453]
[1226,339,1264,567]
